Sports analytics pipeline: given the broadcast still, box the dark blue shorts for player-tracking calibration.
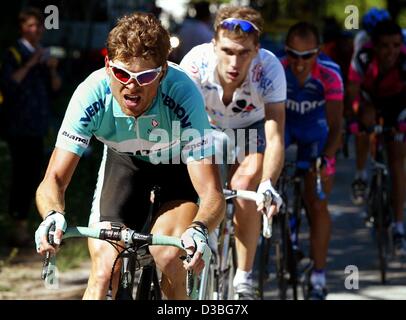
[285,119,328,170]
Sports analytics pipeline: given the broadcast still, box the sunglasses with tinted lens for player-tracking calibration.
[285,47,319,60]
[219,18,260,33]
[109,61,162,86]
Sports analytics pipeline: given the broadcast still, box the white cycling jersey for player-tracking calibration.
[180,43,286,129]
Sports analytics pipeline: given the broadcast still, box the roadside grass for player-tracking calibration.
[56,238,90,272]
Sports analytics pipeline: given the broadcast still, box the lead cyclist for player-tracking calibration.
[34,12,225,300]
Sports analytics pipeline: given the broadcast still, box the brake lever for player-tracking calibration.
[41,222,56,280]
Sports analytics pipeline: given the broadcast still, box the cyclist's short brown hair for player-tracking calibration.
[213,6,263,45]
[107,12,171,66]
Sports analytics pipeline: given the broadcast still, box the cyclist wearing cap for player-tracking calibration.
[347,19,406,255]
[180,5,286,299]
[34,12,225,300]
[280,22,344,300]
[347,7,391,204]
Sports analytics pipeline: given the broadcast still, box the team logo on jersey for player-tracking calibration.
[251,64,263,82]
[61,130,89,148]
[161,93,192,128]
[80,98,105,127]
[152,119,159,127]
[190,64,199,74]
[232,99,257,115]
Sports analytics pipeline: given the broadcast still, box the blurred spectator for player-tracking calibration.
[173,1,213,62]
[0,7,61,246]
[321,17,353,84]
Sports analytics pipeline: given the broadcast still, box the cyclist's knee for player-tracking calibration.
[89,254,121,289]
[359,109,376,129]
[230,175,256,191]
[152,247,183,279]
[88,240,121,290]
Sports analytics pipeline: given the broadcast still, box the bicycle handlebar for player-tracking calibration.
[223,189,273,239]
[41,226,211,299]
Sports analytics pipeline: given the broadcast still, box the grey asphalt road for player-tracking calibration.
[259,142,406,300]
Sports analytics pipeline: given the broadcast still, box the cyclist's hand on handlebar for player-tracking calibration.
[316,156,336,181]
[35,211,67,255]
[180,223,210,274]
[256,179,282,218]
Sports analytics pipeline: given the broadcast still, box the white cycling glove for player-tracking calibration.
[181,222,211,263]
[35,210,67,252]
[256,179,283,217]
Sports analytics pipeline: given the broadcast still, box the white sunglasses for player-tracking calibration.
[109,61,162,86]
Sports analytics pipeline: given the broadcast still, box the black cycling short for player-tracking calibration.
[358,94,406,141]
[374,95,405,129]
[89,147,198,230]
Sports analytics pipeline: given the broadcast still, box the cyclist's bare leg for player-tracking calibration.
[387,140,406,223]
[356,103,376,173]
[84,221,122,300]
[303,171,334,270]
[229,153,263,272]
[355,133,370,170]
[149,200,198,300]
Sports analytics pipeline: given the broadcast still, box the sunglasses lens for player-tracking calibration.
[238,21,254,32]
[286,50,316,60]
[286,50,299,59]
[137,71,159,85]
[112,67,130,83]
[220,20,255,33]
[221,21,233,31]
[302,53,315,60]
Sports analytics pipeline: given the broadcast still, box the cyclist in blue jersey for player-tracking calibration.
[280,22,344,300]
[34,12,225,300]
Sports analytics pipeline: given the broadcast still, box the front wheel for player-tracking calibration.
[219,239,237,300]
[258,234,271,300]
[135,265,162,300]
[370,174,392,285]
[201,255,218,299]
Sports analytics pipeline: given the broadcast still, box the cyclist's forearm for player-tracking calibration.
[36,178,66,219]
[324,122,342,158]
[344,82,360,119]
[194,190,225,232]
[261,134,284,184]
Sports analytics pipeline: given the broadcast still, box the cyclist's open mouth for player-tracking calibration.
[227,71,239,80]
[124,94,141,108]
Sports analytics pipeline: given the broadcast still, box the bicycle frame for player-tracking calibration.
[366,124,393,284]
[202,188,273,300]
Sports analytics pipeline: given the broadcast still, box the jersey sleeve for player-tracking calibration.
[348,58,363,83]
[179,46,204,89]
[167,74,215,163]
[321,65,344,101]
[348,44,373,84]
[261,51,287,104]
[55,77,104,156]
